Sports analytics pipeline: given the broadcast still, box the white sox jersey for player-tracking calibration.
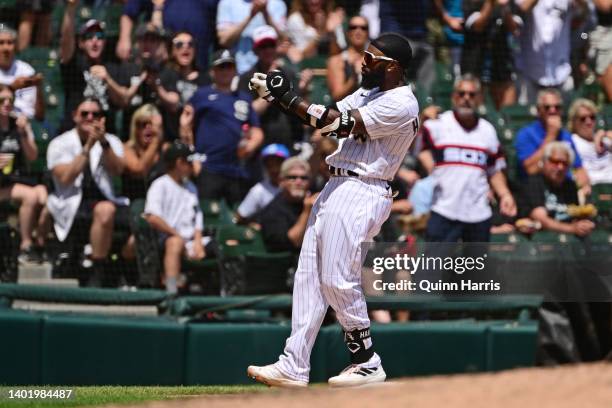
[274,85,420,382]
[327,85,420,180]
[422,111,506,223]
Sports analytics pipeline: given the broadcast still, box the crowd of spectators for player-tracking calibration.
[0,0,610,296]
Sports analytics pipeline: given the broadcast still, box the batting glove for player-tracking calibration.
[249,72,274,102]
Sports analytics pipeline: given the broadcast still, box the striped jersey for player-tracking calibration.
[422,110,505,223]
[326,85,420,181]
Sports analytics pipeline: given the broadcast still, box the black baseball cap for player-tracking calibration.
[78,19,105,36]
[212,49,236,67]
[370,33,413,71]
[164,141,196,163]
[135,22,166,39]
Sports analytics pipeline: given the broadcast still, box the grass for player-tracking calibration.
[0,385,266,407]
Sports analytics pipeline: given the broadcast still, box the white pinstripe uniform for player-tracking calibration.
[275,85,420,382]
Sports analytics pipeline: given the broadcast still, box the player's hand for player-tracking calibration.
[265,69,292,100]
[249,72,274,102]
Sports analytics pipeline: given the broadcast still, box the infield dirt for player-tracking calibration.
[103,362,612,408]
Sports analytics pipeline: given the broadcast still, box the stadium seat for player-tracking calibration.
[499,104,537,128]
[199,198,233,236]
[216,224,295,295]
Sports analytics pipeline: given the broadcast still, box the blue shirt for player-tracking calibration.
[379,0,429,40]
[216,0,287,74]
[123,0,218,70]
[189,86,260,178]
[442,0,463,46]
[514,121,583,180]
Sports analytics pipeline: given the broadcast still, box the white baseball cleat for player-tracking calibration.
[247,364,308,388]
[328,364,386,388]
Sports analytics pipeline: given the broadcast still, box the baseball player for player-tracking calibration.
[247,33,420,388]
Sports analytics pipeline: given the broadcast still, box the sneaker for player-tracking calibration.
[328,364,386,388]
[18,247,41,264]
[247,364,308,388]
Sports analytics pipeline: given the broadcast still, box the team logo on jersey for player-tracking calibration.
[234,100,249,121]
[442,147,488,167]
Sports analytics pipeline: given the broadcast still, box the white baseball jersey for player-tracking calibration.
[0,59,37,118]
[422,111,505,223]
[145,174,204,241]
[273,85,419,382]
[327,85,420,180]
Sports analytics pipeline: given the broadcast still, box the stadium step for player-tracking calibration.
[17,278,79,287]
[18,262,52,281]
[11,300,158,316]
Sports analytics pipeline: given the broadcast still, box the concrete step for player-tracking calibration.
[11,300,158,316]
[17,278,79,287]
[18,262,52,280]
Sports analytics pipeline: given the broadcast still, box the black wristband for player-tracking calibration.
[279,90,301,111]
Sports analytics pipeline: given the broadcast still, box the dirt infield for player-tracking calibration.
[105,363,612,408]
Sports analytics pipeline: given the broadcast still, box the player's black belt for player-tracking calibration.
[329,166,359,177]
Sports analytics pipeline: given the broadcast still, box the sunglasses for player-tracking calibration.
[541,104,562,112]
[456,90,477,98]
[577,114,596,123]
[364,50,396,65]
[173,40,193,50]
[80,110,103,119]
[349,24,368,31]
[285,175,309,181]
[0,96,14,104]
[547,158,569,166]
[83,31,105,41]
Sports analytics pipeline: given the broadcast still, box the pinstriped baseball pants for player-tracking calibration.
[275,176,393,382]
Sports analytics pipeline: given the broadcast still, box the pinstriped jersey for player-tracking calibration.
[326,85,420,181]
[422,110,506,223]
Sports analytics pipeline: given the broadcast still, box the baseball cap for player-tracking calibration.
[135,22,166,39]
[261,143,290,159]
[211,49,236,67]
[78,19,105,36]
[370,33,413,71]
[164,141,196,163]
[253,25,278,49]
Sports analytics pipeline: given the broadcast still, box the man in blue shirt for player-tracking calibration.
[118,0,218,70]
[514,89,590,192]
[179,50,264,206]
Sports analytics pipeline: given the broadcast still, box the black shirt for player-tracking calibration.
[60,53,126,134]
[0,117,26,186]
[257,193,304,253]
[159,66,210,141]
[238,63,304,150]
[518,174,578,222]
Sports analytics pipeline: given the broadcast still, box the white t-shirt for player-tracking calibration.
[46,129,127,241]
[422,111,505,223]
[514,0,573,86]
[571,133,612,185]
[145,174,204,241]
[327,85,420,181]
[286,12,318,51]
[0,59,37,118]
[237,179,279,219]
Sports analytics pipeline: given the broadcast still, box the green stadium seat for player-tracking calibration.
[0,0,16,7]
[592,183,612,219]
[200,198,232,235]
[216,224,295,295]
[500,104,537,128]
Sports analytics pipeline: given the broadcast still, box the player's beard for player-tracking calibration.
[361,69,385,90]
